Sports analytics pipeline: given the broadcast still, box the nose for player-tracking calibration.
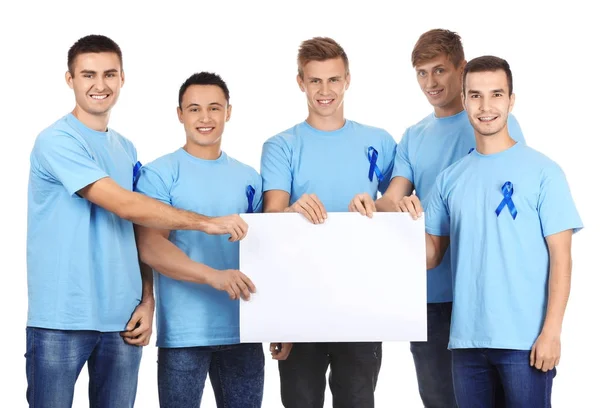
[426,74,437,89]
[479,96,491,111]
[93,75,107,92]
[319,81,330,95]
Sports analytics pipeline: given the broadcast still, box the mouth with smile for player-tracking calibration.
[317,98,334,106]
[477,115,499,123]
[196,126,215,135]
[89,94,109,101]
[426,89,444,98]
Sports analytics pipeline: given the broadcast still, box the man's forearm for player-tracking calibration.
[138,233,216,285]
[121,192,211,231]
[542,254,572,334]
[140,262,154,304]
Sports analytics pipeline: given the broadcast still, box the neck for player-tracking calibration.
[475,127,516,155]
[72,106,110,132]
[306,108,346,131]
[183,141,222,160]
[433,95,464,118]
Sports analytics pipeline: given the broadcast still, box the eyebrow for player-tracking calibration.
[307,75,342,81]
[184,102,225,109]
[79,69,119,74]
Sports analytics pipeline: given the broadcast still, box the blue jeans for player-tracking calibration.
[278,342,382,408]
[410,302,457,408]
[158,343,264,408]
[25,327,142,408]
[452,348,556,408]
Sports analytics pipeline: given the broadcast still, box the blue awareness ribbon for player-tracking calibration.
[132,161,142,187]
[495,181,517,220]
[468,147,475,154]
[367,146,383,182]
[246,185,255,213]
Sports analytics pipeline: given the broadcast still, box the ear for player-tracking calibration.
[226,104,232,122]
[508,93,516,113]
[120,70,125,88]
[297,74,305,92]
[461,92,467,110]
[65,71,74,89]
[345,72,351,90]
[177,106,184,123]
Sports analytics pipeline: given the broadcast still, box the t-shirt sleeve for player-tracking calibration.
[425,175,451,237]
[538,164,583,237]
[377,131,398,194]
[391,129,414,184]
[31,131,108,196]
[260,137,292,194]
[508,114,526,145]
[134,165,172,206]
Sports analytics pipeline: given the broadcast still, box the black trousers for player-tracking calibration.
[278,342,382,408]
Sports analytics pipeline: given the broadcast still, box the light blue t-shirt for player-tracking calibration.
[27,113,142,331]
[393,111,525,303]
[426,142,583,350]
[261,120,396,210]
[135,148,262,348]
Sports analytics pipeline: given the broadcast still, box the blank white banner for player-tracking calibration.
[239,212,427,343]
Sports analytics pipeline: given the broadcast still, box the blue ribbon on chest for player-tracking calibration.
[495,181,517,220]
[367,146,383,182]
[246,185,256,213]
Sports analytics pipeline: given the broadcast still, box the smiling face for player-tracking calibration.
[463,69,515,137]
[66,52,123,117]
[178,84,231,149]
[415,54,464,117]
[297,57,350,122]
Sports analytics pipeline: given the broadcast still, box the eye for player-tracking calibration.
[330,78,339,83]
[106,73,115,78]
[83,74,93,79]
[417,71,426,77]
[470,94,480,99]
[190,108,198,112]
[435,68,444,74]
[210,107,220,111]
[310,79,319,83]
[493,93,503,97]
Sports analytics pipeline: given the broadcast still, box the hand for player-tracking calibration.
[286,193,327,224]
[204,214,248,242]
[120,300,154,346]
[207,269,256,301]
[530,330,561,372]
[348,193,376,217]
[397,195,423,220]
[270,342,293,360]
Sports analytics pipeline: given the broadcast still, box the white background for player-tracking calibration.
[1,0,596,406]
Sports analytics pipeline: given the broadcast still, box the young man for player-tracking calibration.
[405,55,582,407]
[26,35,248,408]
[376,29,525,408]
[261,37,396,408]
[133,72,264,408]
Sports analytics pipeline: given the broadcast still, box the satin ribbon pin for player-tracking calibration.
[246,185,255,213]
[367,146,383,182]
[495,181,517,220]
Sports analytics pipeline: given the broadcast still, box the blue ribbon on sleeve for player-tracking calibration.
[246,185,256,213]
[495,181,517,220]
[367,146,383,182]
[468,147,475,154]
[133,161,142,187]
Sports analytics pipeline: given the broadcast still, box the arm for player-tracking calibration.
[121,261,155,346]
[530,230,573,372]
[134,225,255,300]
[79,177,247,240]
[375,176,414,212]
[426,234,450,270]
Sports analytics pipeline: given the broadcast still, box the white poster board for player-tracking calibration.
[239,212,427,342]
